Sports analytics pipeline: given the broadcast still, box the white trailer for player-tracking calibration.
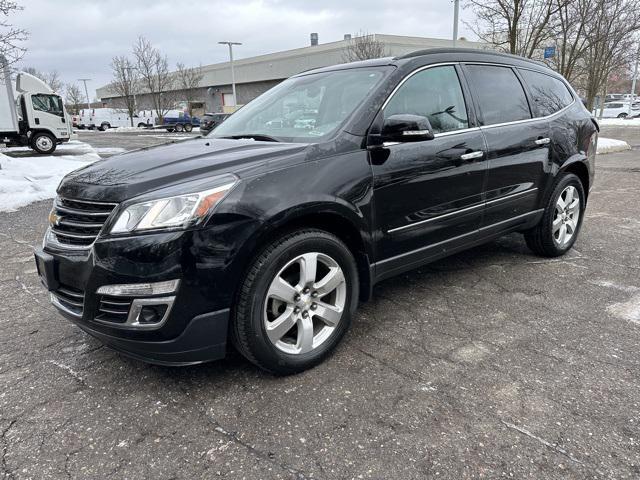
[0,56,74,154]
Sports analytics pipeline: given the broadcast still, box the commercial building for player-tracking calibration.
[97,33,485,116]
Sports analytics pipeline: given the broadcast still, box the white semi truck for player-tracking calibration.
[0,57,74,154]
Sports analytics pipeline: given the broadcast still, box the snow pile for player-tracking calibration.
[599,117,640,127]
[0,141,101,212]
[596,137,631,154]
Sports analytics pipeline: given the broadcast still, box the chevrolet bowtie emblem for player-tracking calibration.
[48,210,61,227]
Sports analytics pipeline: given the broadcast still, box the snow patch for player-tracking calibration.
[0,140,100,212]
[607,295,640,324]
[596,137,631,154]
[95,147,126,155]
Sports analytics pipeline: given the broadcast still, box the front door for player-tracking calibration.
[28,93,69,138]
[370,64,487,277]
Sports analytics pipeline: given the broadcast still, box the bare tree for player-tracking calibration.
[0,0,27,65]
[342,32,387,62]
[465,0,568,57]
[581,0,640,111]
[546,0,591,83]
[64,82,83,115]
[132,36,175,122]
[109,55,137,126]
[23,67,63,92]
[175,62,204,116]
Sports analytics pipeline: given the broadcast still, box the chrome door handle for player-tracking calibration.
[535,137,551,145]
[460,151,484,160]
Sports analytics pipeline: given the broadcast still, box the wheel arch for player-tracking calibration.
[560,158,590,201]
[238,203,374,302]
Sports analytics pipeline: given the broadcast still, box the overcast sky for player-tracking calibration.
[14,0,477,98]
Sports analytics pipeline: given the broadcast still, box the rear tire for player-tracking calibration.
[137,123,147,128]
[174,123,184,132]
[231,229,359,375]
[184,123,193,132]
[524,173,585,257]
[100,123,110,131]
[31,132,56,154]
[617,112,628,118]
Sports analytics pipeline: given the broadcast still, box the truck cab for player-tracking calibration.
[1,58,74,154]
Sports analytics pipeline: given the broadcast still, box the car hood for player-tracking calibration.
[58,138,309,202]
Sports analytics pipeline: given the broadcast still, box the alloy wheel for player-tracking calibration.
[263,252,346,355]
[553,185,580,247]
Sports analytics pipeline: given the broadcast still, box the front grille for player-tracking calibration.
[96,295,132,324]
[52,284,85,316]
[50,197,118,248]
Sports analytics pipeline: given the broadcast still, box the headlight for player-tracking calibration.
[110,179,237,234]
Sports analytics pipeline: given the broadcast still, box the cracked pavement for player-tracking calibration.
[1,128,639,479]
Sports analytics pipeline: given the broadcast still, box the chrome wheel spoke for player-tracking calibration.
[566,218,577,234]
[268,277,297,303]
[556,196,566,211]
[314,267,344,297]
[298,253,318,287]
[313,301,342,326]
[557,223,567,245]
[266,307,296,343]
[296,316,315,354]
[552,216,562,233]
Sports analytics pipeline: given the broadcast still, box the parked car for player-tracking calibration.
[35,49,597,374]
[199,112,230,135]
[597,101,639,118]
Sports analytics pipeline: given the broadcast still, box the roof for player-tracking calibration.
[97,34,485,98]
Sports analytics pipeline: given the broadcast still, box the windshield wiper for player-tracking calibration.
[222,134,281,142]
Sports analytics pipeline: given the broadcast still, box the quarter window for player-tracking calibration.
[519,69,574,117]
[464,65,531,126]
[384,66,469,134]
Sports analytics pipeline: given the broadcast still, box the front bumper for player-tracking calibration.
[35,222,250,365]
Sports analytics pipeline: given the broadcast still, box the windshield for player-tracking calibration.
[210,67,389,142]
[32,94,64,117]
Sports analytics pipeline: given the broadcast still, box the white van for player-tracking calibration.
[79,108,138,130]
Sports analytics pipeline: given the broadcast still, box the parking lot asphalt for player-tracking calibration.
[1,128,639,479]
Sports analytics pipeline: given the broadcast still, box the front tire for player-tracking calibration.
[525,173,585,257]
[232,229,359,375]
[617,112,628,119]
[184,123,193,132]
[174,123,184,132]
[31,132,56,154]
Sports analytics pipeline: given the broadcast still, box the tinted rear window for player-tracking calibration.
[465,65,531,126]
[519,69,574,117]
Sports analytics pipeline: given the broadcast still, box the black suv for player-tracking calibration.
[35,49,597,374]
[199,112,230,135]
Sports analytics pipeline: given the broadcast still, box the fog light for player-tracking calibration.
[139,305,168,324]
[96,279,180,297]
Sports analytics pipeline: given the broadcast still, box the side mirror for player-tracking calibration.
[381,114,435,142]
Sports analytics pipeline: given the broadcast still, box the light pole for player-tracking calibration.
[125,66,137,112]
[78,78,91,111]
[218,41,242,108]
[629,43,640,116]
[453,0,460,48]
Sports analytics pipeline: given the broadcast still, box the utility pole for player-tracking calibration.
[125,66,137,112]
[453,0,460,48]
[629,43,640,116]
[218,41,242,109]
[78,78,91,111]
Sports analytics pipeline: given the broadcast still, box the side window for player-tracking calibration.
[32,94,64,117]
[384,66,469,134]
[464,65,531,126]
[519,69,574,117]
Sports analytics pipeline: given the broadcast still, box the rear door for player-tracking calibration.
[371,64,487,272]
[462,64,550,227]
